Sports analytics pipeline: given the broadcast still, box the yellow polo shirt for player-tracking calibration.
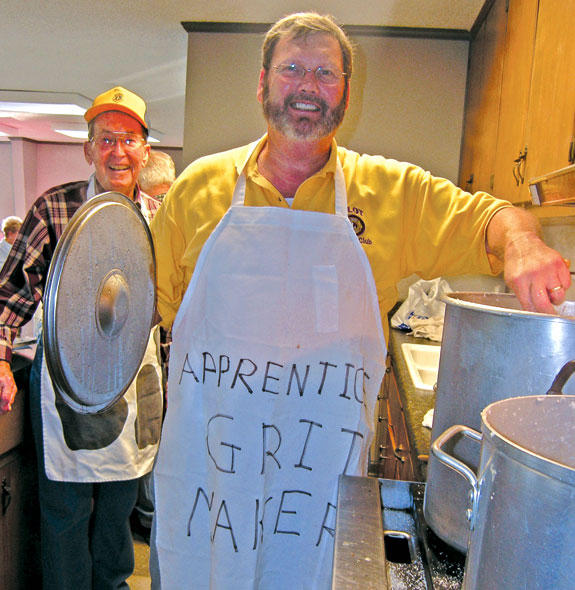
[151,135,510,341]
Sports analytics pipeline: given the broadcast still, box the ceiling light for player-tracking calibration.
[0,102,86,116]
[54,129,89,139]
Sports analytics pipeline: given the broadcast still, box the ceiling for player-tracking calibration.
[0,0,485,148]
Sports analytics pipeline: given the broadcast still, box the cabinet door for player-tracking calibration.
[458,20,486,193]
[369,358,417,481]
[385,367,416,481]
[523,0,575,188]
[459,0,508,194]
[369,364,392,477]
[492,0,539,202]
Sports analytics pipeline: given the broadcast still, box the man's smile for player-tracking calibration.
[290,101,321,112]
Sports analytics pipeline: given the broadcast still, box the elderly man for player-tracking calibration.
[150,13,570,588]
[0,87,163,590]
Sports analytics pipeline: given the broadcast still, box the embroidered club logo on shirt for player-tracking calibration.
[348,214,365,236]
[348,207,372,245]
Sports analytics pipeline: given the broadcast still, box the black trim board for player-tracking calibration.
[181,21,470,41]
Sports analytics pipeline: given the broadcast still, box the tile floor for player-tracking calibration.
[128,537,151,590]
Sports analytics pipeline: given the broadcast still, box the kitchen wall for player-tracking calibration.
[183,30,469,183]
[0,143,15,220]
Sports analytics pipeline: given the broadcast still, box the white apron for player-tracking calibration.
[154,150,387,589]
[40,176,163,482]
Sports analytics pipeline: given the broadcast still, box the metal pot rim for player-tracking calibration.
[481,394,575,485]
[442,291,575,323]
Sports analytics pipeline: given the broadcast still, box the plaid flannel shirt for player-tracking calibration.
[0,179,161,363]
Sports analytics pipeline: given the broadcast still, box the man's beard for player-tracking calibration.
[262,83,346,141]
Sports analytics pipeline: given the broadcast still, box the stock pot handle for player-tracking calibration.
[546,360,575,395]
[431,424,482,529]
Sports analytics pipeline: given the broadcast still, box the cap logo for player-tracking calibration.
[112,92,123,103]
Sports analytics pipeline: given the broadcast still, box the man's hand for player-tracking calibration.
[503,233,571,313]
[486,207,571,314]
[0,360,17,414]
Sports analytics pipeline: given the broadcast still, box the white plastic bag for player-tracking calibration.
[391,278,452,340]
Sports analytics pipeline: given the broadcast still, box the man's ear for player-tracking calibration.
[142,143,151,167]
[256,68,266,104]
[83,141,93,165]
[345,81,351,110]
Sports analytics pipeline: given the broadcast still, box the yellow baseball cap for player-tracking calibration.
[84,86,148,131]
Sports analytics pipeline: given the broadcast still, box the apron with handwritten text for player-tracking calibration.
[154,150,387,589]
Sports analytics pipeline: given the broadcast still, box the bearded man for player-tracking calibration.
[149,12,569,589]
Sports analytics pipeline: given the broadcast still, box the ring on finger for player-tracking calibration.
[549,285,563,293]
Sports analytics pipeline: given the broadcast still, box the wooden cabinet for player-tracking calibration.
[369,357,417,481]
[0,449,30,590]
[522,0,575,190]
[491,0,539,201]
[459,0,575,203]
[459,0,508,195]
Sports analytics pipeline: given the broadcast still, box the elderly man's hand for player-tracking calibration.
[0,360,17,414]
[503,232,571,314]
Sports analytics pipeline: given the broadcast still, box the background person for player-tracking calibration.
[149,13,570,588]
[0,215,22,270]
[0,86,164,590]
[138,149,176,201]
[138,148,176,392]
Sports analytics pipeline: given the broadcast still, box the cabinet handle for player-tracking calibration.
[1,477,12,516]
[513,147,528,185]
[387,424,406,463]
[378,444,392,460]
[569,139,575,165]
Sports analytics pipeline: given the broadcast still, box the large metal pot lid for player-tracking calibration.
[43,191,156,414]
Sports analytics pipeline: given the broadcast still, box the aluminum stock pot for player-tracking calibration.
[424,292,575,552]
[432,387,575,589]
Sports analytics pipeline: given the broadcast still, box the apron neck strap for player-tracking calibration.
[232,145,348,217]
[87,174,97,200]
[333,160,347,218]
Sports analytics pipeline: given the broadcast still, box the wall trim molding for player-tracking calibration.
[181,21,470,41]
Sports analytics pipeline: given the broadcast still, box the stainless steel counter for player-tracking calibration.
[332,475,387,589]
[332,476,465,589]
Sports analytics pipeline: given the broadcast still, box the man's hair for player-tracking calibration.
[2,216,22,235]
[138,150,176,193]
[87,116,149,141]
[262,13,353,80]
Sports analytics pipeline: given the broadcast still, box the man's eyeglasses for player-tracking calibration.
[90,132,147,151]
[272,63,347,86]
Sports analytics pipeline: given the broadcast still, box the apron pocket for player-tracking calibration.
[135,363,163,448]
[313,264,339,333]
[55,393,128,450]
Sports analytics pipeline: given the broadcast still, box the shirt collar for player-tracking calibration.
[240,135,339,181]
[88,173,141,202]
